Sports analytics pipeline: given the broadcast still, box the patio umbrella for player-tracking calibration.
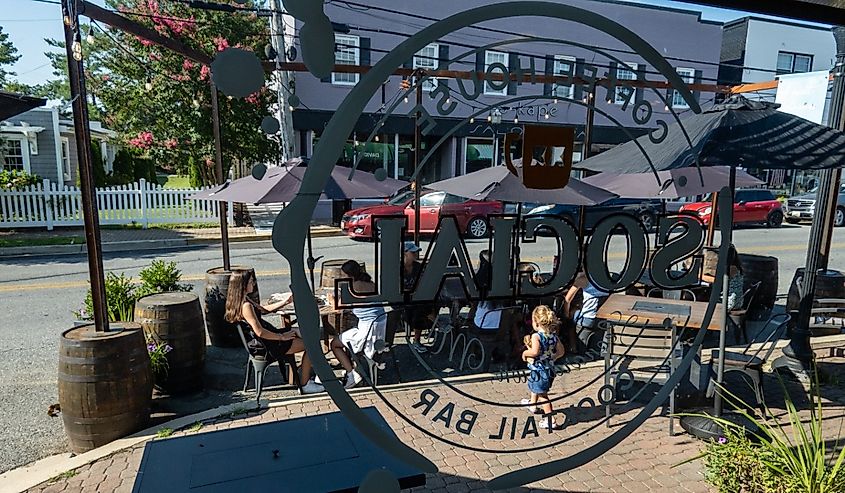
[575,96,845,175]
[191,158,407,288]
[581,166,763,199]
[0,91,46,120]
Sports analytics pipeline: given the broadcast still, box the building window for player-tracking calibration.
[672,68,696,108]
[61,137,71,180]
[1,138,26,172]
[615,62,639,104]
[332,34,360,86]
[776,51,813,75]
[414,43,439,92]
[552,55,576,100]
[465,138,495,174]
[484,50,508,96]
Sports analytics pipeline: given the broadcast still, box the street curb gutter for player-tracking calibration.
[4,334,843,493]
[0,229,344,259]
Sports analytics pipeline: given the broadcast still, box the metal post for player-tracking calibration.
[63,0,108,332]
[578,85,595,248]
[773,26,845,382]
[713,166,736,417]
[413,69,423,246]
[269,0,295,161]
[210,82,231,271]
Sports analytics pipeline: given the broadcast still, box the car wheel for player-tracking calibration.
[638,212,656,232]
[767,210,784,228]
[835,208,845,227]
[466,217,489,239]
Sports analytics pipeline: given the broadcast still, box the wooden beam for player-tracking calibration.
[731,72,834,94]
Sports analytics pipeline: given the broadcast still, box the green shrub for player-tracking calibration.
[136,260,192,298]
[0,169,40,190]
[188,156,203,188]
[80,272,137,322]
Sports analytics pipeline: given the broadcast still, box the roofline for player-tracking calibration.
[593,0,724,26]
[723,15,832,32]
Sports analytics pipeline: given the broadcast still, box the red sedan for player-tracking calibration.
[679,189,784,227]
[341,190,502,239]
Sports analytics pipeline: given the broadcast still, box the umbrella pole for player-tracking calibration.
[706,191,718,247]
[307,227,318,292]
[714,166,736,418]
[211,83,231,271]
[578,205,587,252]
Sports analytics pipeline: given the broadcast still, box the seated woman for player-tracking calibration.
[328,260,387,389]
[223,271,324,394]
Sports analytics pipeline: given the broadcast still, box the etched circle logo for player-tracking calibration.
[273,1,733,489]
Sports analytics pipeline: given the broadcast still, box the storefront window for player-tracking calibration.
[465,138,494,174]
[313,133,395,177]
[397,135,441,184]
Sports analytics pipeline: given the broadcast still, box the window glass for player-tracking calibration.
[672,68,695,108]
[465,138,494,174]
[615,62,638,104]
[794,54,812,73]
[332,34,360,85]
[552,55,575,99]
[61,139,71,177]
[776,52,794,73]
[414,43,439,92]
[2,139,24,171]
[443,194,466,204]
[484,50,508,96]
[420,192,445,207]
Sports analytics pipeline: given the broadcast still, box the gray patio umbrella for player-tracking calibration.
[191,158,407,288]
[575,96,845,175]
[426,164,617,205]
[581,166,763,199]
[0,91,45,120]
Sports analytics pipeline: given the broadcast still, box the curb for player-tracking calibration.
[0,229,345,258]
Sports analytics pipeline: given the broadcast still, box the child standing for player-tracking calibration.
[521,305,566,430]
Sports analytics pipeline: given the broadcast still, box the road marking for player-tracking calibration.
[2,242,841,293]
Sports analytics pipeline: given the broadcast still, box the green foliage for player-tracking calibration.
[679,373,845,493]
[81,1,279,182]
[0,169,40,190]
[146,336,172,379]
[187,421,203,433]
[0,26,21,87]
[81,272,137,322]
[188,156,203,189]
[155,428,174,439]
[136,260,192,298]
[90,139,107,187]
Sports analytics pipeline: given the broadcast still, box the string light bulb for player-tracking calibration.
[71,40,82,55]
[664,104,670,111]
[72,50,83,61]
[544,113,550,119]
[404,96,409,104]
[375,135,380,142]
[487,114,492,123]
[469,116,475,124]
[446,97,451,104]
[513,116,519,124]
[553,98,558,105]
[63,15,71,26]
[289,105,295,112]
[86,26,95,45]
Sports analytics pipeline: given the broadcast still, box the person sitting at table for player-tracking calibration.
[562,270,609,356]
[473,250,502,330]
[328,260,388,389]
[402,241,438,353]
[224,271,325,394]
[726,245,745,311]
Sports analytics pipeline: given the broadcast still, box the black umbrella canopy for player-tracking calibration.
[191,158,407,203]
[426,165,617,206]
[581,166,763,199]
[0,91,46,120]
[575,95,845,174]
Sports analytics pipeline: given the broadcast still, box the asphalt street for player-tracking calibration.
[0,222,831,473]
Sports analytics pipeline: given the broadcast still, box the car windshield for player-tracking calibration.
[387,190,415,205]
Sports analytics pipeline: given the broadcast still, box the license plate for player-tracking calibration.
[790,211,801,217]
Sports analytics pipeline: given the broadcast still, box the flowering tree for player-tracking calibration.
[85,0,279,184]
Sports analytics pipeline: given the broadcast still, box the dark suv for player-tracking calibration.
[524,198,663,231]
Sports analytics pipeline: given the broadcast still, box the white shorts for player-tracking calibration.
[339,318,386,359]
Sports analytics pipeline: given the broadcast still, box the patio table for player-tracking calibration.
[132,406,426,492]
[597,293,724,331]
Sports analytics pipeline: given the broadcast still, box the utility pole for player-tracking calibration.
[63,0,109,332]
[774,26,845,382]
[269,0,295,161]
[413,69,423,246]
[210,83,231,271]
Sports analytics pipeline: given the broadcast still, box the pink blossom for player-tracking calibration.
[128,131,154,149]
[163,138,178,149]
[244,92,261,105]
[146,0,159,13]
[182,59,194,71]
[137,37,154,47]
[101,74,110,81]
[149,52,161,62]
[199,65,210,81]
[213,36,230,52]
[204,157,214,167]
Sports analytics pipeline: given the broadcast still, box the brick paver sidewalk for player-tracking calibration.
[24,356,845,493]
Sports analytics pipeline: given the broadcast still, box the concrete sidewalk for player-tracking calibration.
[0,225,344,257]
[9,352,845,493]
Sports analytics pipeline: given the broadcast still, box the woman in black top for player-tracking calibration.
[224,270,325,394]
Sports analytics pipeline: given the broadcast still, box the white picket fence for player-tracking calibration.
[0,178,232,230]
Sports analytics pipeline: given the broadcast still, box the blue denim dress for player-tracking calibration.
[527,331,559,394]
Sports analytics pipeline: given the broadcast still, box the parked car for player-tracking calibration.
[784,184,845,226]
[341,190,502,239]
[679,189,783,227]
[524,198,664,232]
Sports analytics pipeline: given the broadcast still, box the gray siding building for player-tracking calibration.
[1,106,116,186]
[288,0,723,184]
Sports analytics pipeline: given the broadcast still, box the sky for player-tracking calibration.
[1,0,830,87]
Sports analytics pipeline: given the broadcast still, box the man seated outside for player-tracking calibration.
[562,271,609,357]
[402,241,438,353]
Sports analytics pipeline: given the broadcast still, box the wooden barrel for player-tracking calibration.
[134,292,206,395]
[320,259,366,290]
[786,269,845,330]
[204,266,257,348]
[738,254,779,320]
[59,323,153,453]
